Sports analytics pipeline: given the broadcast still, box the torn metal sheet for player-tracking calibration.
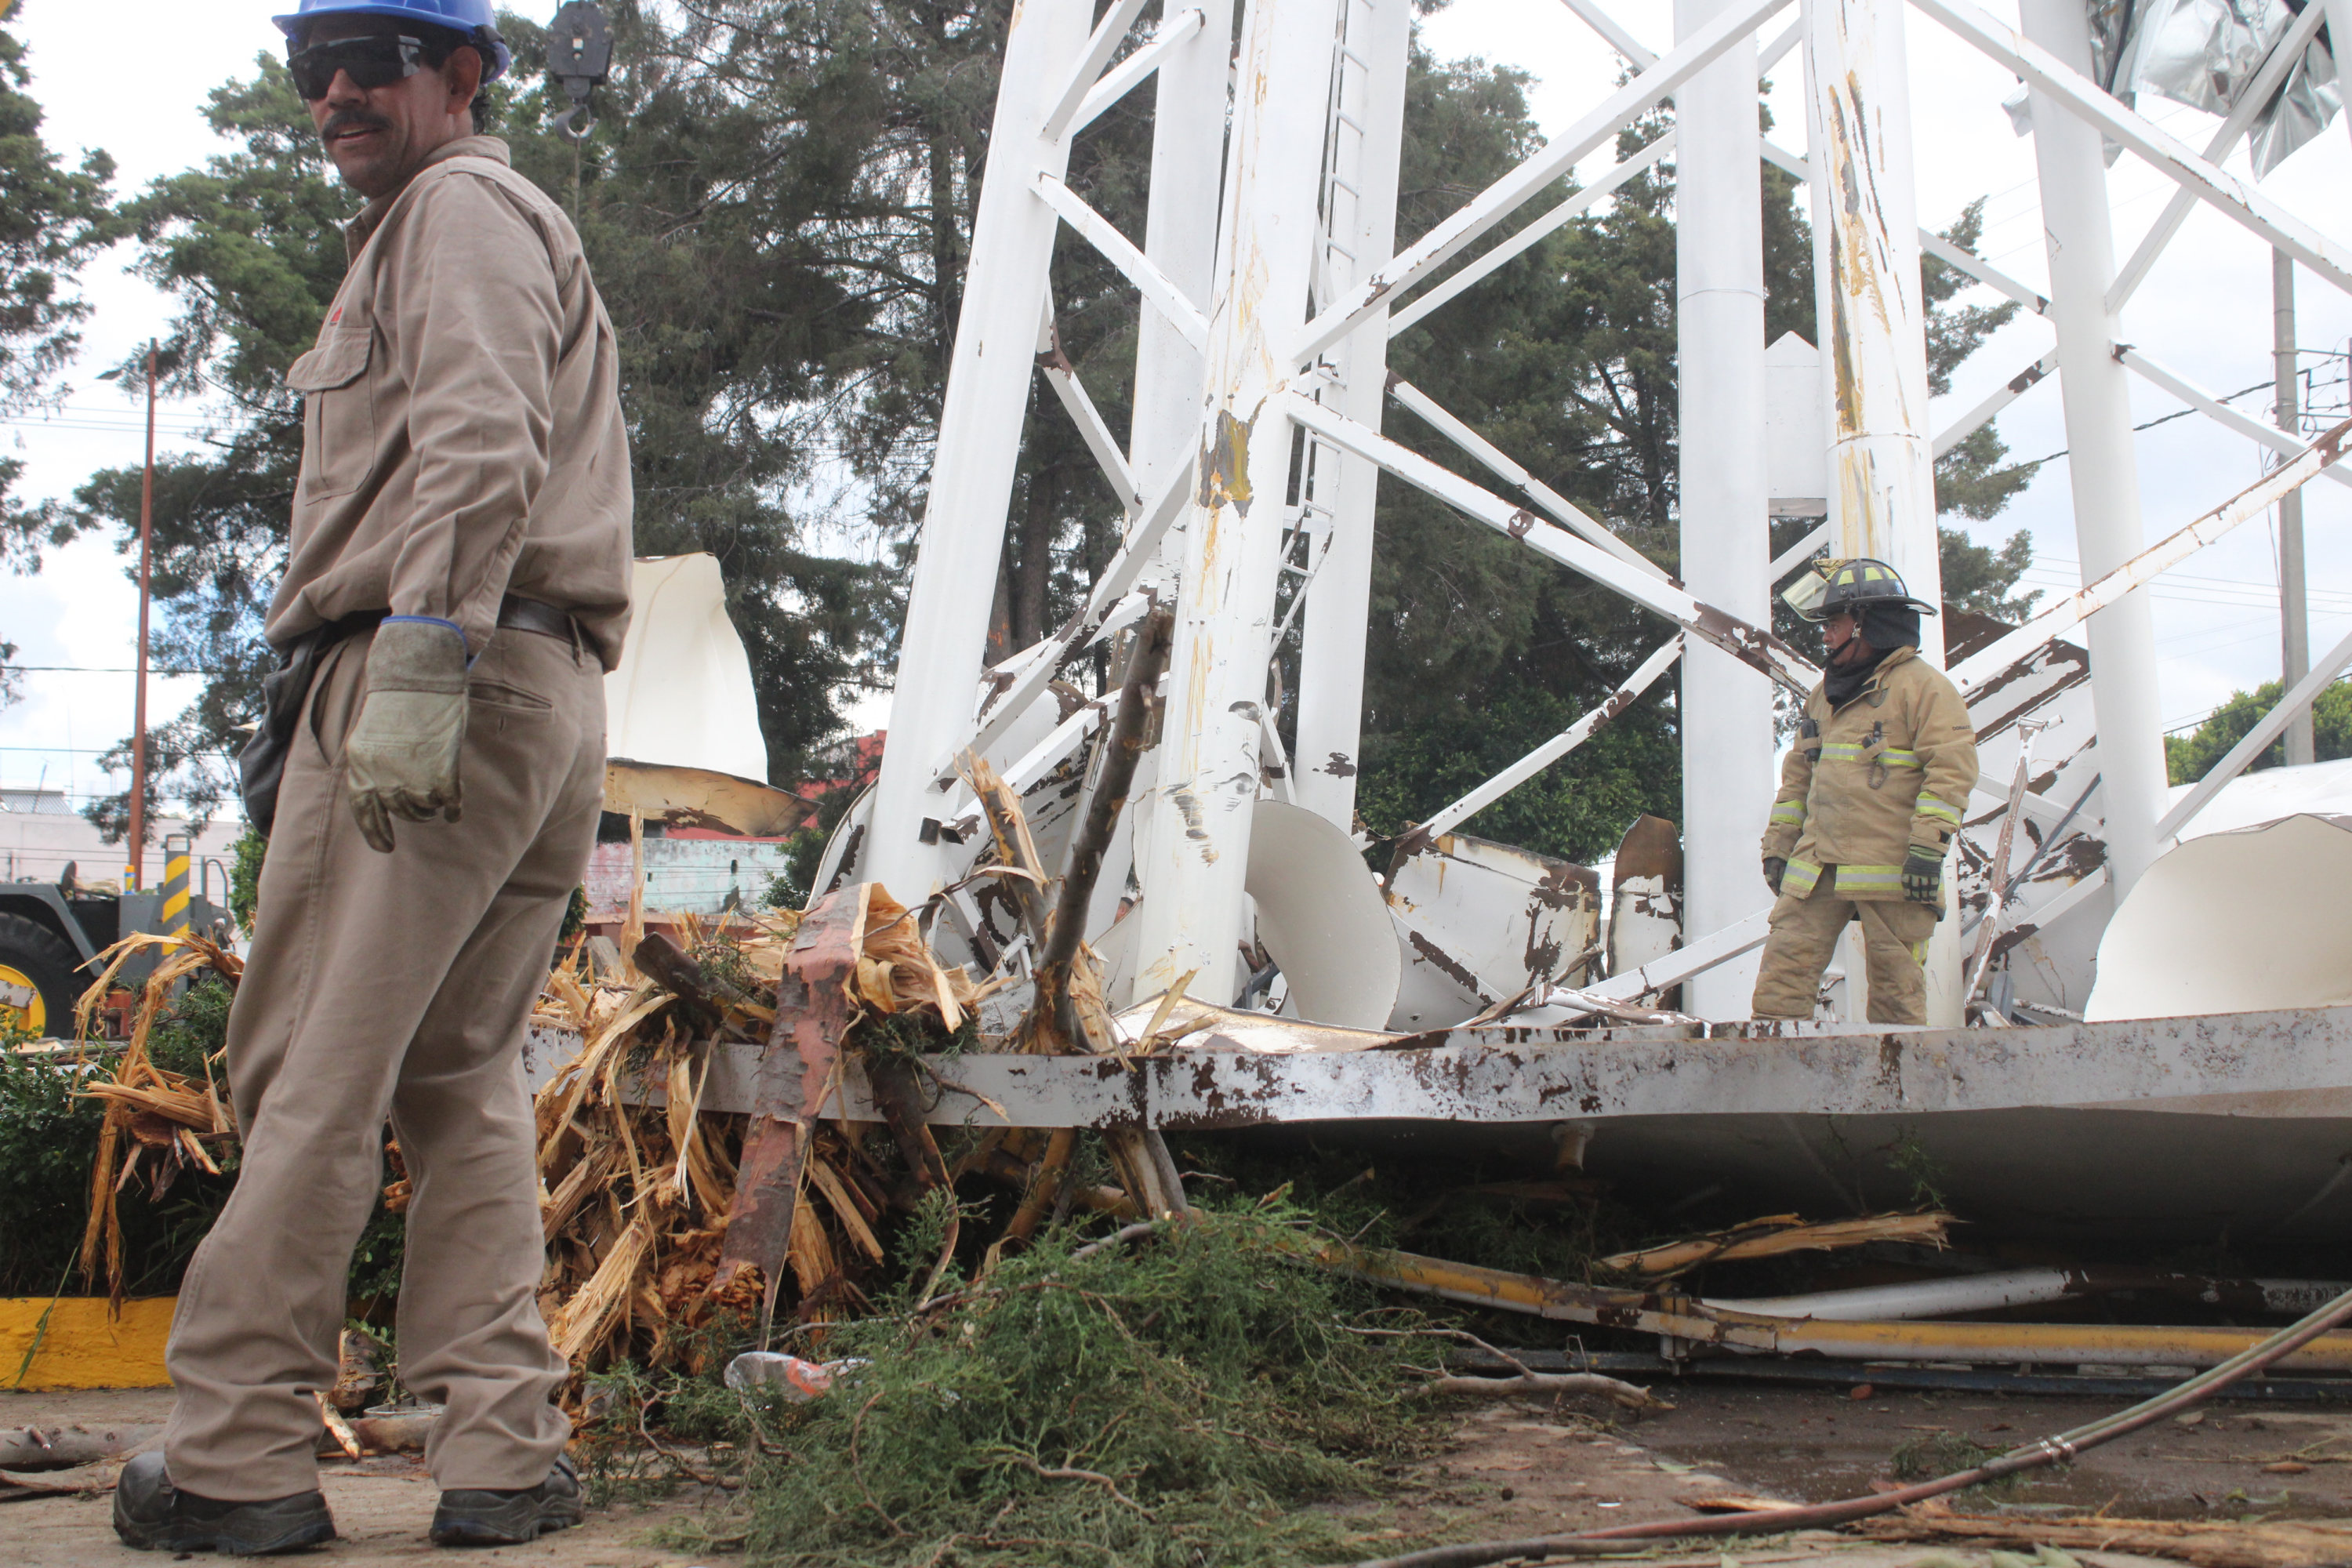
[1606,815,1682,989]
[2099,0,2341,176]
[601,760,810,839]
[527,1003,2352,1239]
[710,884,862,1310]
[1385,829,1601,1030]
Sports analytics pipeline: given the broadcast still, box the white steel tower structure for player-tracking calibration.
[854,0,2352,1029]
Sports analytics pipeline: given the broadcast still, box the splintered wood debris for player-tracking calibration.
[1600,1210,1956,1277]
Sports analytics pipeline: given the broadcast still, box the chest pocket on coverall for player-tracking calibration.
[285,323,375,501]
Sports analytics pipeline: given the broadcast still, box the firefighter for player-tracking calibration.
[115,0,630,1554]
[1751,559,1977,1025]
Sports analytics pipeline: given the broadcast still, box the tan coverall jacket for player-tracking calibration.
[1750,647,1977,1025]
[267,134,633,666]
[165,136,630,1501]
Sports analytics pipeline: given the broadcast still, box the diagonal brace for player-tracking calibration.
[1913,0,2352,297]
[1036,174,1210,351]
[1953,416,2352,695]
[1283,390,1821,694]
[1290,0,1795,366]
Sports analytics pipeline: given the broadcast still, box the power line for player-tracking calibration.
[5,666,224,676]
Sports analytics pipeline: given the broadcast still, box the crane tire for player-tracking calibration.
[0,912,85,1039]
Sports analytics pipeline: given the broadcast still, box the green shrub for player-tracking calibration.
[662,1204,1436,1567]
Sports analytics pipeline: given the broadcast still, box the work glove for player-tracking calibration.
[345,617,468,853]
[1762,856,1787,895]
[1901,847,1944,906]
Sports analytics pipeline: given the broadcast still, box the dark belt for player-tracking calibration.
[496,594,582,646]
[315,594,580,652]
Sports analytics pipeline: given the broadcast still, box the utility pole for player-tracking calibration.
[2275,249,2314,767]
[128,339,156,890]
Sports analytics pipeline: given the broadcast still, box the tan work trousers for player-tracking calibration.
[164,624,603,1500]
[1750,877,1940,1025]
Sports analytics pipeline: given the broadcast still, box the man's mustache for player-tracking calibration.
[319,110,392,143]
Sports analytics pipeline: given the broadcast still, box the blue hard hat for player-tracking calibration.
[272,0,513,82]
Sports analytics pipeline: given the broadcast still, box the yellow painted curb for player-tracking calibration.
[0,1297,174,1389]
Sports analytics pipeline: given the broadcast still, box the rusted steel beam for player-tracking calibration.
[1914,0,2352,297]
[710,884,864,1320]
[1282,390,1819,695]
[1953,415,2352,696]
[1758,137,2051,323]
[1292,0,1794,366]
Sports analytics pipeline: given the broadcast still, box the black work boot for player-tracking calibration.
[429,1454,584,1546]
[112,1450,336,1555]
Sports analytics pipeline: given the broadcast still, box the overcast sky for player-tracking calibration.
[2,0,2347,817]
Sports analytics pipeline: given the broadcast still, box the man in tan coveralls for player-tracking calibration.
[1751,559,1976,1026]
[116,0,632,1553]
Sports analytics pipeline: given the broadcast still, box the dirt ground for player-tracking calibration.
[11,1377,2352,1563]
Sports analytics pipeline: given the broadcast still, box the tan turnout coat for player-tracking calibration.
[1760,646,1978,899]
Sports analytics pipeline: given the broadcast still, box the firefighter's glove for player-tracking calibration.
[346,618,468,853]
[1901,847,1944,906]
[1763,856,1787,895]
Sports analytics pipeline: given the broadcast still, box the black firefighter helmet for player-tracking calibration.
[1780,557,1938,622]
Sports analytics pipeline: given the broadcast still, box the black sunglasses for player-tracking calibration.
[286,34,431,101]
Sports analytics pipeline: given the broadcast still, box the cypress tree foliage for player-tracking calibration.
[0,1,115,569]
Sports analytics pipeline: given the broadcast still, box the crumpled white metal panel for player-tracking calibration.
[603,554,769,782]
[1385,829,1601,1030]
[2089,812,2352,1020]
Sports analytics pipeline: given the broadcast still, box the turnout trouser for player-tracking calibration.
[1750,876,1939,1025]
[164,624,603,1501]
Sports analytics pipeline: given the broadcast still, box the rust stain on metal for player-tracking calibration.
[1406,927,1486,996]
[1199,408,1255,515]
[2008,360,2051,396]
[1321,751,1357,779]
[1033,317,1076,376]
[1693,602,1813,695]
[1508,508,1536,539]
[1530,862,1599,913]
[1171,785,1217,863]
